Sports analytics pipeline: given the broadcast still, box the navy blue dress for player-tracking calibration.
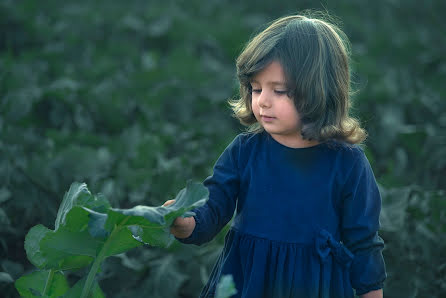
[179,131,386,298]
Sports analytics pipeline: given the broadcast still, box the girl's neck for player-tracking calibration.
[270,133,320,149]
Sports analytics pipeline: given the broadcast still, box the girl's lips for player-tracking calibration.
[261,115,275,122]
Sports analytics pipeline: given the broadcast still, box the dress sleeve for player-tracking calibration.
[177,135,241,246]
[340,148,387,295]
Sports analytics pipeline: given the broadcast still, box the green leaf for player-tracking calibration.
[86,209,109,239]
[104,226,144,256]
[0,272,14,283]
[21,180,208,296]
[25,225,52,269]
[103,180,208,248]
[55,182,110,230]
[0,207,11,226]
[163,180,209,225]
[85,209,143,257]
[55,182,91,230]
[0,187,11,203]
[138,254,187,297]
[15,270,69,297]
[62,206,93,233]
[104,208,174,248]
[24,183,114,271]
[25,208,103,271]
[215,274,238,298]
[38,228,100,270]
[63,276,105,298]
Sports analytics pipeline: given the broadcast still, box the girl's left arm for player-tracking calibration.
[360,289,383,298]
[341,148,387,296]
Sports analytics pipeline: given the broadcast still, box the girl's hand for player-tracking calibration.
[162,200,196,239]
[360,289,383,298]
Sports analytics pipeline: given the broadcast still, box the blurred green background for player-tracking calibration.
[1,0,445,297]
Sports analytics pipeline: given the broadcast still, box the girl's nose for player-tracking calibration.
[257,91,271,108]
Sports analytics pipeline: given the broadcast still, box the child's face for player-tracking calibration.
[250,61,302,146]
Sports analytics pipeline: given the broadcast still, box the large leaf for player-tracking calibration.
[15,270,69,297]
[21,180,208,298]
[83,181,209,256]
[24,183,111,271]
[25,207,103,271]
[109,180,208,226]
[25,181,208,272]
[86,209,143,257]
[101,180,208,249]
[38,227,101,270]
[55,182,110,230]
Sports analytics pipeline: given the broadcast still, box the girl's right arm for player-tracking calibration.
[165,135,242,245]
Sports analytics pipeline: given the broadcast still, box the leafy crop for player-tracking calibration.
[1,0,445,297]
[215,275,238,298]
[15,181,208,297]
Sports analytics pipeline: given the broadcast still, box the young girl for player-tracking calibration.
[164,13,386,298]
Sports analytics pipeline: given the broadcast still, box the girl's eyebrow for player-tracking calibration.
[250,79,286,86]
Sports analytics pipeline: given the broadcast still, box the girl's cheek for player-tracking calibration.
[252,95,259,108]
[252,99,259,115]
[251,98,256,110]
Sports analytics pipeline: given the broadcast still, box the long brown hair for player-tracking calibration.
[230,13,366,144]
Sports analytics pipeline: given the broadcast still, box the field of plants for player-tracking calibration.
[1,0,445,297]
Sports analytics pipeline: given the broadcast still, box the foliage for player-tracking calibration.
[215,275,238,298]
[15,181,207,297]
[0,0,445,297]
[380,187,446,297]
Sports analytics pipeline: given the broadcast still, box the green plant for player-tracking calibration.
[14,181,208,297]
[215,275,237,298]
[1,1,445,297]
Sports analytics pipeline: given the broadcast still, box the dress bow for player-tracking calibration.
[315,229,354,267]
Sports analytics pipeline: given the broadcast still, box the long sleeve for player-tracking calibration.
[177,135,241,246]
[340,149,387,295]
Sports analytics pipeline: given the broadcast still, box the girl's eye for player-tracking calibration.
[275,90,288,95]
[250,89,288,95]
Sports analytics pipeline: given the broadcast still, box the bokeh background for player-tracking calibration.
[1,0,445,297]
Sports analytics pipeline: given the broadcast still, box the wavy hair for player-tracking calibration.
[229,12,366,144]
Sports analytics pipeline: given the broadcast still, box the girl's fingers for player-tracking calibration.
[163,199,176,207]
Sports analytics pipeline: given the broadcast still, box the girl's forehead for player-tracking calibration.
[250,61,287,85]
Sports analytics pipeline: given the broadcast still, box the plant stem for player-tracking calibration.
[43,269,54,296]
[80,251,104,298]
[80,218,129,298]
